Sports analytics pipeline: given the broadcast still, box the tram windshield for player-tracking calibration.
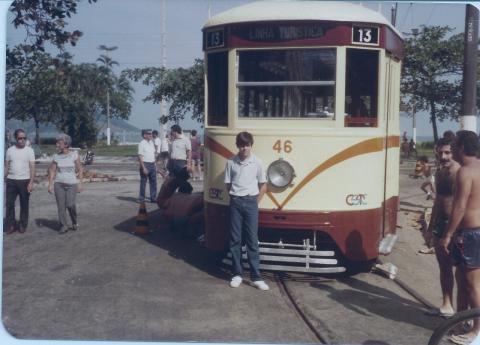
[237,49,336,119]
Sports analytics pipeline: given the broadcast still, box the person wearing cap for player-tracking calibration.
[138,129,157,203]
[4,128,36,234]
[48,133,83,234]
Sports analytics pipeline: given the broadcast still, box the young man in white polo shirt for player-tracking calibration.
[4,128,35,234]
[224,131,269,291]
[138,129,157,203]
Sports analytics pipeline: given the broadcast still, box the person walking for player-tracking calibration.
[440,130,480,344]
[138,129,157,203]
[224,131,269,291]
[190,130,202,181]
[4,129,35,234]
[152,130,161,161]
[48,134,83,234]
[167,124,191,177]
[424,137,460,318]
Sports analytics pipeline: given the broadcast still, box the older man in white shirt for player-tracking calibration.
[4,128,35,234]
[138,129,157,203]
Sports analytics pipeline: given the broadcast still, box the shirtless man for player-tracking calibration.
[426,137,460,317]
[440,130,480,343]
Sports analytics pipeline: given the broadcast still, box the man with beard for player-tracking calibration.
[425,136,460,318]
[440,130,480,344]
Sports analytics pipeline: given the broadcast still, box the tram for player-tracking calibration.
[202,1,404,273]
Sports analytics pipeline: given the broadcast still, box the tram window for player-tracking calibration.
[207,51,228,126]
[237,49,336,118]
[345,49,379,127]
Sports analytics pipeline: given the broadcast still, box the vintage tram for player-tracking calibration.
[202,1,404,273]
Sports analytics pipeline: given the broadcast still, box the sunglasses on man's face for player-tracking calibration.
[17,137,26,141]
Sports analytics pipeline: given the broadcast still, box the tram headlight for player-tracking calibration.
[267,159,295,188]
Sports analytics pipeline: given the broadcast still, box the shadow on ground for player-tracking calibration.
[113,208,229,281]
[311,276,438,331]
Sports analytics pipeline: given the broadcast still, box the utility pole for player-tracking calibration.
[159,0,168,142]
[390,3,397,26]
[461,4,479,132]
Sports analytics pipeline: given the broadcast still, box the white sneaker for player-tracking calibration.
[252,280,269,291]
[229,276,242,288]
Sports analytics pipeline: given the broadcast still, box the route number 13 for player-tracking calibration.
[273,140,292,153]
[352,26,379,45]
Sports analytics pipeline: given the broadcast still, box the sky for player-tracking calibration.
[4,0,479,139]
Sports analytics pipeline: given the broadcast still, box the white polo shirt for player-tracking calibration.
[170,135,191,160]
[138,139,156,163]
[153,137,161,154]
[224,153,267,196]
[5,145,35,180]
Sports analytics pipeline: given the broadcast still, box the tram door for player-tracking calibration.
[383,57,401,237]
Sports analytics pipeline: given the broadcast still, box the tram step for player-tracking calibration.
[258,246,335,257]
[223,258,346,274]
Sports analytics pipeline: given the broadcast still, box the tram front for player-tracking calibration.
[202,1,404,273]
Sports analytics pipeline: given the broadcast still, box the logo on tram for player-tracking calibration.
[209,188,224,200]
[346,194,367,206]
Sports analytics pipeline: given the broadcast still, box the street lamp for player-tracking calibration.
[97,45,118,146]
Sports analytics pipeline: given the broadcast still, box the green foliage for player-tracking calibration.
[123,59,204,123]
[401,26,464,142]
[7,50,133,147]
[8,0,97,55]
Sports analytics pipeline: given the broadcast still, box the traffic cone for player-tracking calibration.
[134,202,149,234]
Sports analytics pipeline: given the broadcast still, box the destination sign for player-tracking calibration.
[352,26,379,45]
[231,24,327,42]
[205,28,225,49]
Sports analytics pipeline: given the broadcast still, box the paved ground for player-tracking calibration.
[0,158,454,344]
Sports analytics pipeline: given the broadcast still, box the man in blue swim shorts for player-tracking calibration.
[440,130,480,343]
[426,137,460,318]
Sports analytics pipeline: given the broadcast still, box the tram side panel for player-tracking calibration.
[204,133,390,261]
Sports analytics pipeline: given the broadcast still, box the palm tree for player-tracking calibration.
[97,45,118,145]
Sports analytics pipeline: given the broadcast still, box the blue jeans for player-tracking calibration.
[229,195,262,281]
[139,162,157,202]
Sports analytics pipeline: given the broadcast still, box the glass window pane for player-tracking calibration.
[207,51,228,126]
[239,86,334,118]
[239,49,336,82]
[237,49,336,119]
[344,49,379,127]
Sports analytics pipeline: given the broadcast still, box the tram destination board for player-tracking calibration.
[352,25,379,45]
[230,23,327,42]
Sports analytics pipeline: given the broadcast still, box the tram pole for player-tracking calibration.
[460,4,479,132]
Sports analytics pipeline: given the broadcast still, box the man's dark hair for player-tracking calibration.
[171,124,182,134]
[236,131,254,147]
[442,130,456,142]
[436,137,453,149]
[152,130,158,136]
[14,128,25,139]
[191,130,197,136]
[419,155,429,163]
[455,130,479,157]
[141,129,152,136]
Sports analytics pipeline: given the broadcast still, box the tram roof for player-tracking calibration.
[203,0,402,39]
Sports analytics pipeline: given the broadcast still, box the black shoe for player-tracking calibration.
[4,224,16,234]
[71,224,79,231]
[58,227,68,234]
[18,225,26,233]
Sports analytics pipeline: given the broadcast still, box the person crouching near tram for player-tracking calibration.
[224,131,269,291]
[48,134,83,234]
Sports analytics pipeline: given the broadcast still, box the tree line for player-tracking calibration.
[6,1,478,146]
